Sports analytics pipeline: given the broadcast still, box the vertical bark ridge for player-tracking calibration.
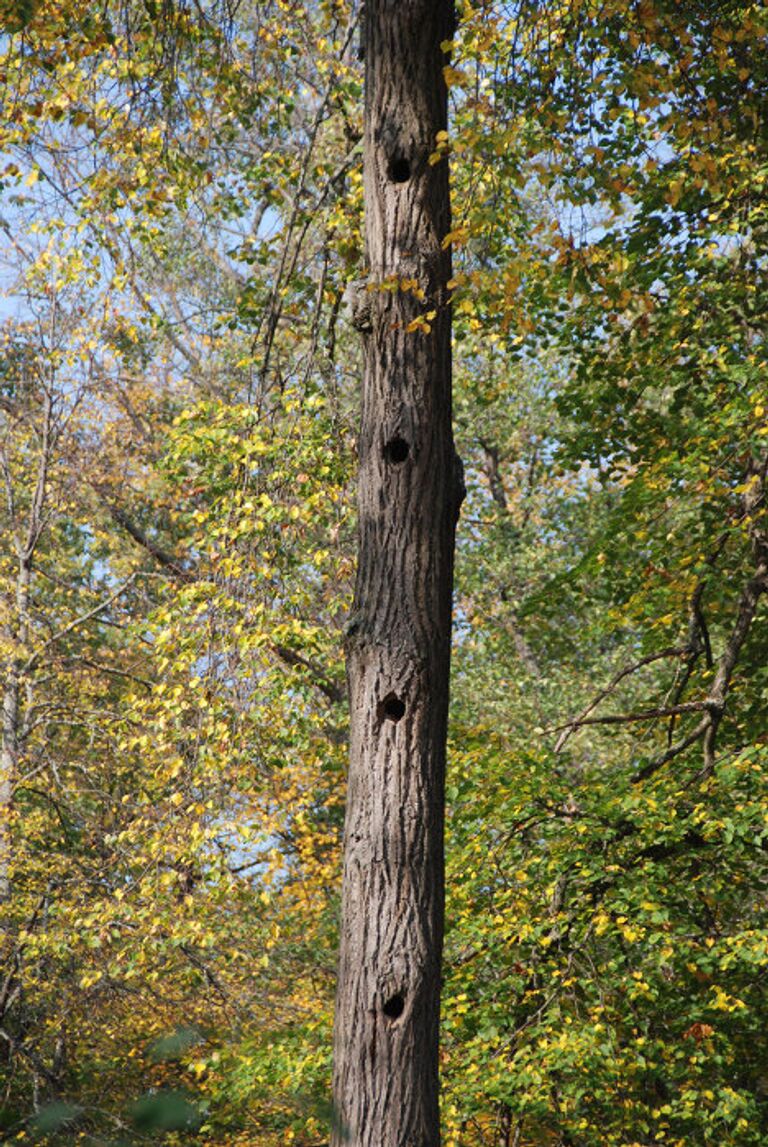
[332,2,460,1146]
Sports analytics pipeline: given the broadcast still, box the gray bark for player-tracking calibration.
[1,394,48,906]
[0,651,20,904]
[331,2,460,1146]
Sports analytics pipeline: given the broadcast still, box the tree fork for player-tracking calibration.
[332,2,460,1146]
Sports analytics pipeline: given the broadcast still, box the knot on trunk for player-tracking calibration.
[345,279,374,333]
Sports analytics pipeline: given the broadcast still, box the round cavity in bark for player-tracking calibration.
[384,436,410,464]
[379,693,406,723]
[387,155,411,183]
[382,993,405,1020]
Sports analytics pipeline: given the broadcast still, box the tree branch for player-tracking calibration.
[24,575,137,674]
[272,644,345,705]
[554,646,687,752]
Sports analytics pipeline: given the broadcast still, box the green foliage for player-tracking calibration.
[0,0,766,1144]
[130,1091,202,1133]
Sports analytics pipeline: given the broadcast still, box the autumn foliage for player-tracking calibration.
[1,1,766,1144]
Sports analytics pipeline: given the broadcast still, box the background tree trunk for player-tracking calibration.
[331,2,460,1145]
[1,393,50,907]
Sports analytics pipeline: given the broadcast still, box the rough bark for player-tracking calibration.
[331,3,461,1146]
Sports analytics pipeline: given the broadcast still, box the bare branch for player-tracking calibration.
[633,717,712,784]
[555,646,687,752]
[272,643,345,706]
[24,575,137,674]
[103,498,194,582]
[478,437,510,514]
[552,699,714,738]
[701,561,768,776]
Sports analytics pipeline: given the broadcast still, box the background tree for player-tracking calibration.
[436,3,768,1144]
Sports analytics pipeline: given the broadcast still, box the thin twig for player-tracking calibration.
[554,646,687,752]
[23,575,137,674]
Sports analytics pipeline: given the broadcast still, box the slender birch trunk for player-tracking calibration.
[0,564,27,906]
[1,394,51,905]
[0,659,20,905]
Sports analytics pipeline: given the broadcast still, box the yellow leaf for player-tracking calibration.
[441,227,468,250]
[443,66,466,87]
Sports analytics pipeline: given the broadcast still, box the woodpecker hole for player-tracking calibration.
[380,693,406,723]
[387,155,411,183]
[383,993,405,1020]
[384,436,410,464]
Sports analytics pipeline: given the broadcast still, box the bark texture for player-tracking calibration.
[332,3,460,1146]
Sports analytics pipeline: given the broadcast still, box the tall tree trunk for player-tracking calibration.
[332,3,461,1146]
[0,596,24,906]
[1,499,36,908]
[2,391,50,924]
[0,665,19,905]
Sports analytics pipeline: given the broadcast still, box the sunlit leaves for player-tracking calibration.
[2,0,766,1143]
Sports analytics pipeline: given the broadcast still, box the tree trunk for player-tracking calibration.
[1,644,21,906]
[332,3,460,1146]
[1,511,34,908]
[0,670,19,905]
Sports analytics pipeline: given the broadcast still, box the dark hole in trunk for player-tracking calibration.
[383,993,405,1019]
[384,436,410,463]
[387,155,411,183]
[380,694,406,722]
